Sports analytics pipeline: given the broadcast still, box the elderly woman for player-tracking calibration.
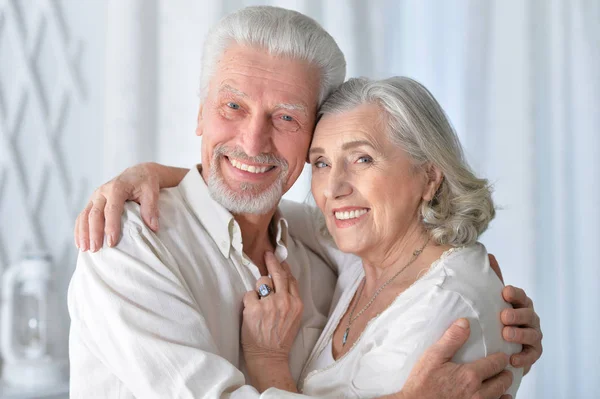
[238,76,522,398]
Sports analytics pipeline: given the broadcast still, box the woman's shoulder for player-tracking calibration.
[433,243,501,296]
[375,243,505,325]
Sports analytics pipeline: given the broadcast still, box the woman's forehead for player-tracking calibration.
[312,105,388,148]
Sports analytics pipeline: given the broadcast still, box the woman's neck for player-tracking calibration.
[359,221,429,292]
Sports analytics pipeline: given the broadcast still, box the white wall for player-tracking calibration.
[1,0,598,397]
[0,0,106,369]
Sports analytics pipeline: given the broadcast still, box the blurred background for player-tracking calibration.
[0,0,598,398]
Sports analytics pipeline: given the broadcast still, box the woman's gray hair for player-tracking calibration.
[319,77,495,247]
[200,6,346,107]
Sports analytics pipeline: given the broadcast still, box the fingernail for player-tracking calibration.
[90,240,97,253]
[455,318,469,329]
[80,239,88,252]
[151,217,159,230]
[505,310,515,323]
[512,356,521,367]
[507,327,516,340]
[107,235,114,247]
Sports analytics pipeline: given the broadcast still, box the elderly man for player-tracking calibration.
[69,6,542,398]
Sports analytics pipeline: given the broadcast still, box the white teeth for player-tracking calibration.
[335,209,368,220]
[229,159,271,174]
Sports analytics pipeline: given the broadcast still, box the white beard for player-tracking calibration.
[207,145,289,215]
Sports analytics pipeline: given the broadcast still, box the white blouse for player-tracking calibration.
[298,244,523,398]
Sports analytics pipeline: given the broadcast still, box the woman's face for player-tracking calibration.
[309,104,438,256]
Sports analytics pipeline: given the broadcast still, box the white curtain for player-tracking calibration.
[104,1,600,397]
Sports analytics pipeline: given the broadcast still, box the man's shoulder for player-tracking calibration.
[121,187,189,234]
[278,199,323,238]
[279,198,318,218]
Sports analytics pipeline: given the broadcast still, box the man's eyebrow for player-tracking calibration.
[275,103,308,116]
[219,84,247,98]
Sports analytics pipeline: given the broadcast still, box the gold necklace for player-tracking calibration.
[342,236,431,346]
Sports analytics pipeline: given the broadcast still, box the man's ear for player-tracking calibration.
[422,163,444,202]
[195,104,204,137]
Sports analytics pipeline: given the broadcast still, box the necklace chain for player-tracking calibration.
[342,236,431,346]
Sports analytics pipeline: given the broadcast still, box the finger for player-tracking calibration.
[471,352,510,381]
[78,202,93,251]
[425,319,471,362]
[265,251,289,294]
[139,181,160,231]
[501,308,537,327]
[255,276,274,295]
[104,199,126,247]
[510,346,541,369]
[502,286,532,309]
[281,262,300,298]
[74,210,81,248]
[500,396,512,399]
[488,253,504,283]
[503,326,541,346]
[88,195,107,252]
[243,290,260,307]
[477,369,513,399]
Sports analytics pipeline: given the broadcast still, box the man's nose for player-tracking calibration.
[323,166,352,200]
[240,115,272,157]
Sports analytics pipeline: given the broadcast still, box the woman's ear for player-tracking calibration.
[195,104,204,137]
[423,163,444,202]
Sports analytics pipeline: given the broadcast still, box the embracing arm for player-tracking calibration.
[241,255,514,399]
[246,319,514,399]
[75,162,187,251]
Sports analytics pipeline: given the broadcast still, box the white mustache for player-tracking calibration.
[214,145,288,170]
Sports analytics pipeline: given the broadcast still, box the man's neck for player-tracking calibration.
[234,211,276,275]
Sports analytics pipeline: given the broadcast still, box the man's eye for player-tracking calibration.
[227,102,240,110]
[313,160,328,168]
[281,115,294,122]
[357,156,372,164]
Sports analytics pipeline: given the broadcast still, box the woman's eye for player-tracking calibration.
[281,115,294,122]
[226,102,240,110]
[357,156,372,164]
[313,160,328,169]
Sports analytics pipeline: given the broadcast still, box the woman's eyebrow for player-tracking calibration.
[308,147,324,157]
[340,140,376,151]
[309,140,377,157]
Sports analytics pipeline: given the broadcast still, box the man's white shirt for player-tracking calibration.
[68,165,354,398]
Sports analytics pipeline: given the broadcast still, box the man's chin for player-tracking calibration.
[207,177,282,215]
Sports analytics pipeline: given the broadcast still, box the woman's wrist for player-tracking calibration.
[145,162,189,188]
[245,355,297,393]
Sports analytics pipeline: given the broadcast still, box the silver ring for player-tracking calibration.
[258,284,272,298]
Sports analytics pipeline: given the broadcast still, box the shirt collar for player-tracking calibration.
[270,209,290,263]
[178,165,235,258]
[177,165,291,261]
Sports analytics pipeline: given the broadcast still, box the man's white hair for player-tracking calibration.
[200,5,346,107]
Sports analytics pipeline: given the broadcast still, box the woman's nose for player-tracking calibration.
[324,167,352,200]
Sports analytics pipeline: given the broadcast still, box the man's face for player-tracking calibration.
[197,44,320,214]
